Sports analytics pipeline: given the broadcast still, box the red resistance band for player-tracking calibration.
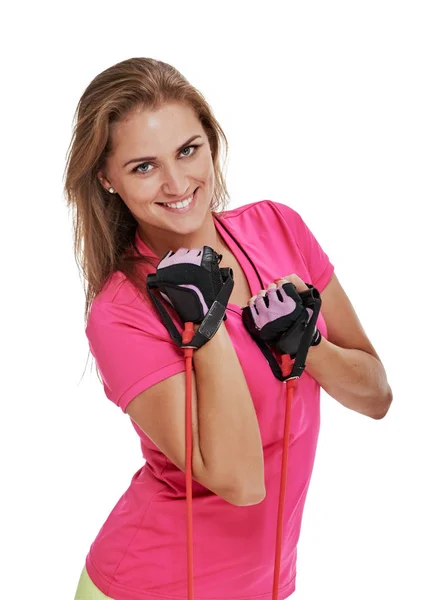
[182,322,297,600]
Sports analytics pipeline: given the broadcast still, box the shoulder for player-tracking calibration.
[86,269,156,333]
[93,261,157,307]
[229,199,320,245]
[218,199,297,219]
[218,199,304,229]
[86,265,180,348]
[216,199,306,246]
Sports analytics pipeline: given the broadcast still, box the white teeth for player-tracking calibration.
[162,194,193,209]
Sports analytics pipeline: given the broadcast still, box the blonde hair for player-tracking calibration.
[63,57,230,325]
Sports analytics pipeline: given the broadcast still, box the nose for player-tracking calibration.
[162,162,190,197]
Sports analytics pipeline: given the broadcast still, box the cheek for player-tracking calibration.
[207,167,215,189]
[198,155,215,187]
[127,177,158,203]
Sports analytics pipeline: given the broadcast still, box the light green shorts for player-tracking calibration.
[74,566,114,600]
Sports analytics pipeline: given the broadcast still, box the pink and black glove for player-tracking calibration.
[242,280,321,357]
[155,246,233,325]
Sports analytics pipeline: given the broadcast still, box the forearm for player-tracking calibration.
[305,336,393,419]
[192,321,265,500]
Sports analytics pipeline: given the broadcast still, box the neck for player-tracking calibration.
[137,211,224,259]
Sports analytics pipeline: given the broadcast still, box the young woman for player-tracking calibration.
[65,57,392,600]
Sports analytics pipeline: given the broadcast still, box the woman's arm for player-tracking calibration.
[306,272,393,419]
[193,321,266,504]
[305,337,392,419]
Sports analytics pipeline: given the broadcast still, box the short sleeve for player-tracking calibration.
[270,201,335,292]
[86,299,186,413]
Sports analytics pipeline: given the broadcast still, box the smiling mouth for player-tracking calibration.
[157,187,199,209]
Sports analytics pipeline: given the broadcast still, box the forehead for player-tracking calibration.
[110,102,202,155]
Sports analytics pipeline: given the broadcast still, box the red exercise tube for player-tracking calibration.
[182,321,297,600]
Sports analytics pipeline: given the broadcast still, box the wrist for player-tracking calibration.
[306,334,328,365]
[193,318,226,333]
[310,327,322,347]
[193,319,228,359]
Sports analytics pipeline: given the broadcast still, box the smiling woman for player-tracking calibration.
[63,56,391,600]
[97,101,219,259]
[64,58,231,325]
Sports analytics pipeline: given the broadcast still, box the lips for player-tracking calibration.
[157,187,198,214]
[158,187,199,207]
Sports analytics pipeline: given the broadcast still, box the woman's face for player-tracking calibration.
[98,102,216,253]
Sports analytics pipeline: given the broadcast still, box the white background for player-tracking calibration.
[1,1,422,598]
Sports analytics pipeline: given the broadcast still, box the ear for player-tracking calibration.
[97,170,112,192]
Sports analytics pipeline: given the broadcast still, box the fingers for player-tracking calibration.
[248,277,301,310]
[247,294,258,307]
[246,275,308,309]
[248,280,286,307]
[275,274,309,293]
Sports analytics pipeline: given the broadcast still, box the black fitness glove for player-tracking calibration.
[155,246,233,325]
[242,281,321,357]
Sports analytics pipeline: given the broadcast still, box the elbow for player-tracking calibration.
[229,484,267,507]
[242,488,267,506]
[370,386,393,420]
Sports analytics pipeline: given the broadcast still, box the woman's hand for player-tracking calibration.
[248,274,309,306]
[242,273,321,357]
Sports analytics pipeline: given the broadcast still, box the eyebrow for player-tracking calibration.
[123,135,203,168]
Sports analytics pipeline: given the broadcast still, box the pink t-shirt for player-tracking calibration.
[84,199,335,600]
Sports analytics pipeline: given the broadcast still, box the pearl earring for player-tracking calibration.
[108,187,115,194]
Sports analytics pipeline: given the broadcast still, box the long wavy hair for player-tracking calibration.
[63,57,230,326]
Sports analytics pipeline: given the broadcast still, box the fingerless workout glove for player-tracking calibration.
[242,281,321,356]
[156,246,233,324]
